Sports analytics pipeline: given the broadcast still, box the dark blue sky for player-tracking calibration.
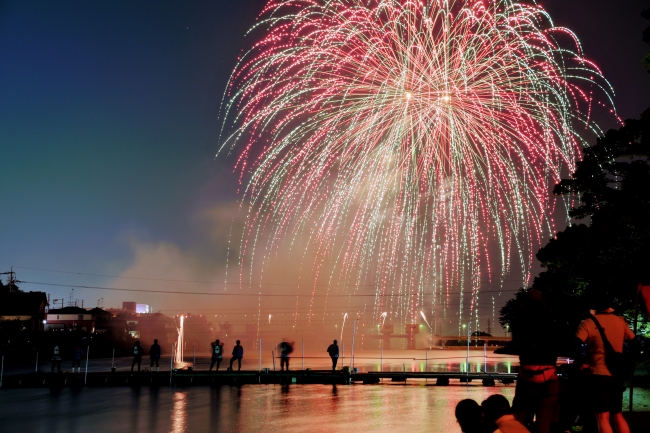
[1,1,649,314]
[1,1,265,308]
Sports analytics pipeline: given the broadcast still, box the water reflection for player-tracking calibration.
[280,384,292,415]
[2,386,648,433]
[170,391,187,433]
[130,387,141,432]
[48,387,62,433]
[149,386,160,432]
[210,386,222,431]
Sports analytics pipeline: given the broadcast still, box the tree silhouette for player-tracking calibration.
[500,110,650,337]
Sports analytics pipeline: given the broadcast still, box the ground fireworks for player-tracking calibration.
[219,0,614,331]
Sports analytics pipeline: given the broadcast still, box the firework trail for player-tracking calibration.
[341,312,348,342]
[420,311,431,329]
[219,0,614,331]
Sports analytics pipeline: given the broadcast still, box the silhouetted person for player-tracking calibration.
[131,340,143,373]
[71,343,84,373]
[229,340,243,371]
[149,339,161,372]
[575,300,635,433]
[455,399,482,433]
[482,394,529,433]
[51,341,62,373]
[510,289,559,433]
[280,341,293,371]
[209,339,224,372]
[327,339,339,371]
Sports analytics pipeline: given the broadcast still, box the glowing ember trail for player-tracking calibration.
[420,311,431,329]
[175,315,184,365]
[219,0,614,331]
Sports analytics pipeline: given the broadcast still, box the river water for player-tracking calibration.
[0,384,517,433]
[1,350,647,433]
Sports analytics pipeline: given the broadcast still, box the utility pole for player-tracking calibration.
[9,267,16,290]
[1,268,21,292]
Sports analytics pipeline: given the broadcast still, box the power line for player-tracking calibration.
[23,280,518,297]
[13,266,529,288]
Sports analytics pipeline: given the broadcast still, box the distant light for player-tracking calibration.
[43,320,47,324]
[405,92,412,100]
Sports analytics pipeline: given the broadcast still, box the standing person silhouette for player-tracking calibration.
[209,339,224,372]
[510,289,559,433]
[576,300,636,433]
[131,340,143,373]
[280,341,293,371]
[51,341,62,373]
[71,343,84,373]
[229,340,243,371]
[327,340,339,371]
[149,339,161,372]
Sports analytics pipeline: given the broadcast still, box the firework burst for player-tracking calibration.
[219,0,614,331]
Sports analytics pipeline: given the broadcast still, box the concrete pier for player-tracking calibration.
[0,369,517,388]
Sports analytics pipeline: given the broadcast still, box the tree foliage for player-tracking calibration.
[500,110,650,336]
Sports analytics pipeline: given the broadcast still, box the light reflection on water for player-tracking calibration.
[171,391,187,433]
[2,349,645,432]
[0,384,516,433]
[0,350,524,433]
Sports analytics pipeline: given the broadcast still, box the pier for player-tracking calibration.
[0,369,517,388]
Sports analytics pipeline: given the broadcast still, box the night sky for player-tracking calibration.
[1,1,649,322]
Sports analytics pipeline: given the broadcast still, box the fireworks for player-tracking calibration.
[219,0,614,331]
